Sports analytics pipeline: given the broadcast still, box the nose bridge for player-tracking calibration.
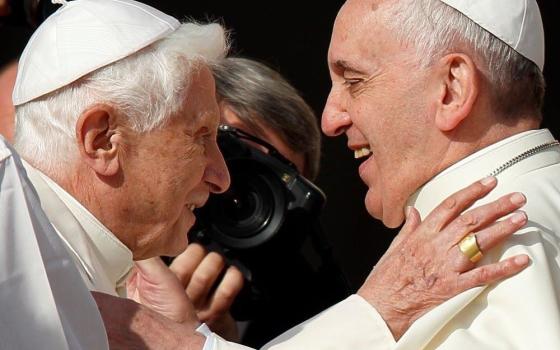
[206,141,231,193]
[322,86,350,137]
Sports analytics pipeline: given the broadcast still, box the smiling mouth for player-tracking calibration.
[354,147,371,159]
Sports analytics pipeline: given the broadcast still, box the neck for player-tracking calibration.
[430,114,541,180]
[408,128,554,218]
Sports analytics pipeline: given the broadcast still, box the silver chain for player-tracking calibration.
[487,140,560,177]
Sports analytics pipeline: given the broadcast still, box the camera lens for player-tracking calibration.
[222,192,258,223]
[197,159,287,249]
[218,178,274,238]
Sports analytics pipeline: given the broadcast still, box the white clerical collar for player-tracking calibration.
[34,167,133,293]
[408,129,558,218]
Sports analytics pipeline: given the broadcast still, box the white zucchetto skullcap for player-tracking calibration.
[12,0,180,106]
[440,0,545,71]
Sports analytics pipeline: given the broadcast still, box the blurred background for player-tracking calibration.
[1,0,558,291]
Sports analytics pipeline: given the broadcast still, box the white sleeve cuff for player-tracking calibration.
[196,324,216,350]
[196,324,254,350]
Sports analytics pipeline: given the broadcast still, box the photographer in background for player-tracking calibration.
[214,57,321,180]
[169,57,349,347]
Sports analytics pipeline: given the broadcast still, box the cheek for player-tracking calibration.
[351,101,386,142]
[178,156,207,189]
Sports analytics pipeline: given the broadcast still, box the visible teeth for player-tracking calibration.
[354,147,371,159]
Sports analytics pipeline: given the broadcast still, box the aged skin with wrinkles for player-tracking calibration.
[65,66,229,260]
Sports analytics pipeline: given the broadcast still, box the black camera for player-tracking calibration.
[187,125,352,323]
[189,124,326,252]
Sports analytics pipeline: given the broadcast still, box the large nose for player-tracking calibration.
[205,141,231,194]
[321,88,351,137]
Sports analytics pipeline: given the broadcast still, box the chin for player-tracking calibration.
[365,191,383,220]
[162,217,193,255]
[165,246,187,257]
[380,201,407,228]
[382,213,405,229]
[365,191,405,229]
[166,235,189,257]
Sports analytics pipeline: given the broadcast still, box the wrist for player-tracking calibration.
[357,287,413,340]
[187,333,207,350]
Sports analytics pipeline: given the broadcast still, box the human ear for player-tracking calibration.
[75,105,121,176]
[434,54,479,131]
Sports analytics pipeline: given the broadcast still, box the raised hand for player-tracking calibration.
[358,177,530,339]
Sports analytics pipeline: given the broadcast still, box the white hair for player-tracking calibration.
[384,0,545,118]
[14,22,229,175]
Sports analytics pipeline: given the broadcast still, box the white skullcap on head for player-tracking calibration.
[440,0,545,71]
[12,0,180,106]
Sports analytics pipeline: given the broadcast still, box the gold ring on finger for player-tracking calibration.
[458,233,483,263]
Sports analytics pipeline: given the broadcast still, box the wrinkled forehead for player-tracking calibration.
[329,0,391,63]
[334,0,402,32]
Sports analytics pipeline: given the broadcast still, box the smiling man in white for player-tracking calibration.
[321,0,560,348]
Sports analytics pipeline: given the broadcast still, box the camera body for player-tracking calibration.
[187,125,347,321]
[189,124,326,252]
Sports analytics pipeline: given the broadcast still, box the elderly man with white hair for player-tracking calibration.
[10,0,231,347]
[319,0,560,349]
[2,0,538,349]
[13,0,232,295]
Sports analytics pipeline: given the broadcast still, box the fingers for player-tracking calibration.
[446,192,527,243]
[186,252,226,308]
[453,211,528,269]
[199,266,244,322]
[458,254,530,290]
[423,177,497,232]
[468,211,527,256]
[170,244,207,287]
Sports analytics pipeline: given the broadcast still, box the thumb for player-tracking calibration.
[387,207,422,251]
[126,266,140,301]
[401,206,421,236]
[133,258,199,325]
[134,257,173,284]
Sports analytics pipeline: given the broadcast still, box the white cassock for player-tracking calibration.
[0,137,108,349]
[22,158,134,297]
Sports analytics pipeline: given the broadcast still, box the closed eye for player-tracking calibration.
[343,78,362,87]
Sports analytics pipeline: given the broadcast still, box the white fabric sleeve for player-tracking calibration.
[263,294,395,350]
[0,139,109,349]
[196,323,254,350]
[199,295,394,350]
